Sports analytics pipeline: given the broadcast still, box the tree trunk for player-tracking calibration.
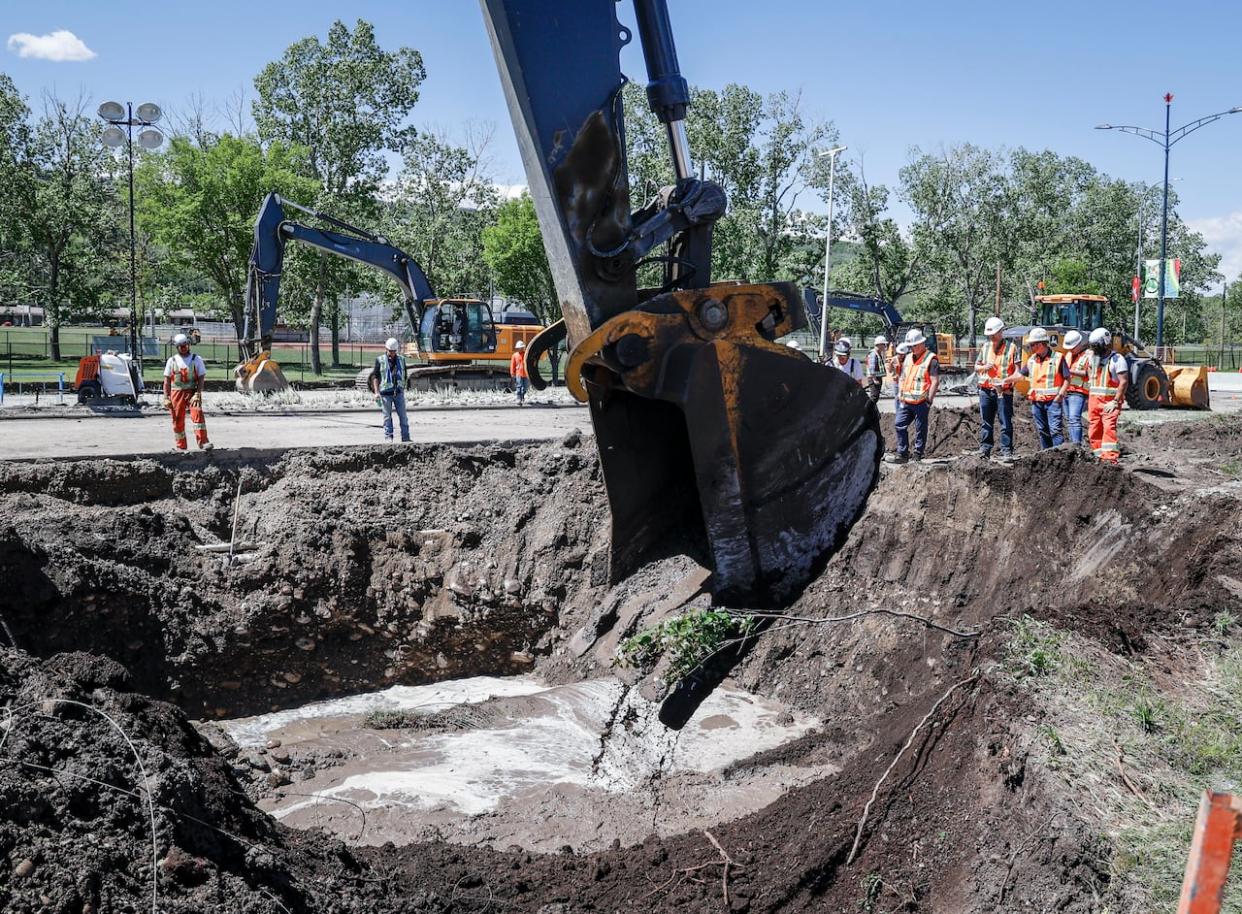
[231,291,246,344]
[48,253,61,361]
[328,298,341,369]
[309,261,324,375]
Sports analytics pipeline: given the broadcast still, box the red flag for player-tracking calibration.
[1131,276,1140,303]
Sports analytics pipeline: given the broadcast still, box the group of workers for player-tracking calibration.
[819,319,1130,464]
[971,317,1128,463]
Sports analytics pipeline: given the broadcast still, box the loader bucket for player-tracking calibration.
[568,282,882,607]
[1166,364,1211,409]
[234,353,290,395]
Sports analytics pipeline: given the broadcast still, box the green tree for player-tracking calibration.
[0,73,33,304]
[135,134,316,337]
[482,194,557,323]
[382,126,498,302]
[253,18,425,370]
[23,93,125,360]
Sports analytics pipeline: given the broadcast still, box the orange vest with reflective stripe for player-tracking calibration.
[977,340,1017,390]
[1089,353,1122,396]
[899,350,935,404]
[1066,349,1091,395]
[1028,351,1064,402]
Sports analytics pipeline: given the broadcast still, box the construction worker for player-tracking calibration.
[864,335,887,403]
[974,316,1018,460]
[162,333,212,452]
[1062,330,1091,445]
[510,339,529,405]
[891,328,939,463]
[1087,328,1129,463]
[370,338,410,442]
[890,342,910,398]
[831,337,866,386]
[1017,327,1068,449]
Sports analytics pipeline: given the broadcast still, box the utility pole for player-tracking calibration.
[815,145,847,360]
[1135,202,1144,340]
[1097,95,1241,353]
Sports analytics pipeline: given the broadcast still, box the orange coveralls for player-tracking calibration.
[166,355,210,450]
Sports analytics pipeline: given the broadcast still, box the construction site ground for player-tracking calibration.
[2,392,1242,912]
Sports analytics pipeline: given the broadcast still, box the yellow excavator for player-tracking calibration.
[235,194,545,394]
[1011,294,1209,409]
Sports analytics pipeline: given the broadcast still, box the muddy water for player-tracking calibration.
[222,675,835,853]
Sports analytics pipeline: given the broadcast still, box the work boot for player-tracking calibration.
[979,449,992,460]
[886,453,909,465]
[912,452,923,462]
[201,442,214,452]
[998,450,1015,464]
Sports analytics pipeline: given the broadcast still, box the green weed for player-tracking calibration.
[1216,610,1237,636]
[1007,615,1064,678]
[616,608,756,682]
[1221,458,1242,478]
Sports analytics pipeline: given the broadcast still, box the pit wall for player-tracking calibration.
[0,439,610,718]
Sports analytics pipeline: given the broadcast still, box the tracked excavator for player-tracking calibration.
[235,193,542,393]
[482,0,883,723]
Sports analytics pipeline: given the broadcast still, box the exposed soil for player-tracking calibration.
[2,416,1241,913]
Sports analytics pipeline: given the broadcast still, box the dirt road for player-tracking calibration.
[0,404,591,459]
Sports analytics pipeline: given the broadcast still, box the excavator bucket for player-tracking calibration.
[481,0,881,606]
[234,352,290,395]
[1166,364,1211,409]
[566,283,881,604]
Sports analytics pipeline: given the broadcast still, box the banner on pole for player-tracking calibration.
[1143,258,1181,299]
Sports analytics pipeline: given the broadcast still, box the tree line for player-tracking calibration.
[0,18,1235,371]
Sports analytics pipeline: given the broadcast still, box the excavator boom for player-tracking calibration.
[481,2,882,623]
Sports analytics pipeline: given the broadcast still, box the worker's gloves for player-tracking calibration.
[1103,401,1120,414]
[162,396,173,411]
[190,392,203,408]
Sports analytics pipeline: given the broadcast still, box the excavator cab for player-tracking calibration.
[1036,295,1106,333]
[422,299,499,358]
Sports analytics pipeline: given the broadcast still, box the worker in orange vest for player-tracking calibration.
[1016,327,1069,449]
[889,328,939,463]
[162,333,212,452]
[1086,328,1129,462]
[974,316,1018,460]
[1062,330,1091,445]
[510,339,529,405]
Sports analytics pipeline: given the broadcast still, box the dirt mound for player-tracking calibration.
[0,647,428,914]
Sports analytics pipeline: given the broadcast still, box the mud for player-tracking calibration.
[1,415,1241,912]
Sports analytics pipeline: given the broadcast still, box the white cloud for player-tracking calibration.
[6,29,96,62]
[1188,210,1242,284]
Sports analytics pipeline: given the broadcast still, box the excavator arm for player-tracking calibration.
[481,0,883,698]
[242,193,434,363]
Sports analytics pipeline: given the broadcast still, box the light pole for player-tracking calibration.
[98,101,164,375]
[1097,95,1241,352]
[815,145,847,360]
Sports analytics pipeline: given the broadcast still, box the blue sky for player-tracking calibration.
[5,0,1242,278]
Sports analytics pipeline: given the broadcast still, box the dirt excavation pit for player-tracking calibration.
[2,411,1242,913]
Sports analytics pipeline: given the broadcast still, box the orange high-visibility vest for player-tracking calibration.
[510,351,527,379]
[1089,353,1123,396]
[977,340,1016,390]
[1066,349,1091,395]
[899,350,936,404]
[1028,351,1064,402]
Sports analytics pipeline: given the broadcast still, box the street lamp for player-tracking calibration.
[98,101,164,374]
[1097,95,1241,351]
[815,145,847,360]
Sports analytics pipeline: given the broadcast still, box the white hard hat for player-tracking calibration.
[834,337,852,353]
[173,333,189,346]
[1063,330,1084,349]
[786,339,802,350]
[1027,327,1050,344]
[874,335,888,347]
[385,337,399,352]
[1089,327,1112,347]
[984,316,1005,336]
[515,340,526,350]
[904,328,927,347]
[896,342,911,355]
